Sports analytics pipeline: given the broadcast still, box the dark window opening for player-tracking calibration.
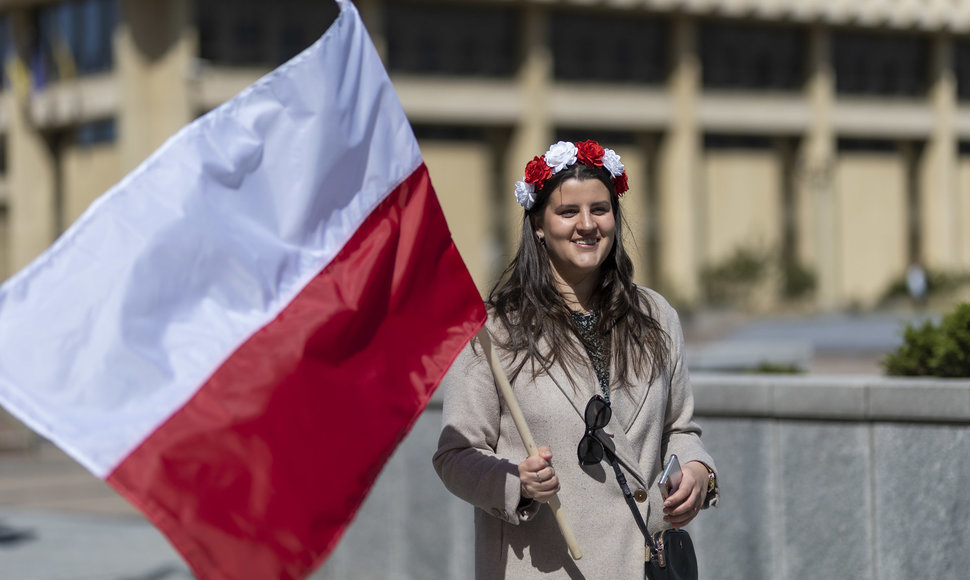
[705,134,775,150]
[551,11,667,84]
[197,0,338,67]
[832,31,928,97]
[384,2,518,77]
[837,138,899,152]
[76,118,116,146]
[699,21,805,91]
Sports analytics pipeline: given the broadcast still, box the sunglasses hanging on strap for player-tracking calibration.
[578,395,698,580]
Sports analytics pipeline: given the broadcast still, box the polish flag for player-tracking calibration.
[0,2,485,578]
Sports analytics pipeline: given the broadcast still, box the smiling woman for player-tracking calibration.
[433,140,720,579]
[535,175,616,309]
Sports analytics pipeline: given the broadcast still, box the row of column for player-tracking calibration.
[5,2,962,308]
[462,8,966,307]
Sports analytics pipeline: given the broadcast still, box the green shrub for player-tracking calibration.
[746,362,805,375]
[883,303,970,377]
[781,260,816,300]
[700,247,770,305]
[883,319,937,376]
[931,304,970,377]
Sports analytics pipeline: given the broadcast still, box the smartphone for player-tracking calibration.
[658,454,682,499]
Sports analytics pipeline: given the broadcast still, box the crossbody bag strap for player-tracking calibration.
[606,450,656,552]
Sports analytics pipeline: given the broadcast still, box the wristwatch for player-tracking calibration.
[704,464,716,495]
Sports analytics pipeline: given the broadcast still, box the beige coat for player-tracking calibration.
[433,288,717,579]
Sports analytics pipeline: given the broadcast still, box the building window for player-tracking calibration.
[384,2,518,77]
[412,125,488,142]
[551,11,667,84]
[955,41,970,101]
[76,118,116,146]
[700,21,805,91]
[0,17,8,91]
[837,138,898,153]
[832,31,928,97]
[704,134,775,150]
[36,0,118,80]
[197,0,338,67]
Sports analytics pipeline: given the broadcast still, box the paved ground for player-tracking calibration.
[0,309,932,579]
[0,443,194,580]
[683,309,931,374]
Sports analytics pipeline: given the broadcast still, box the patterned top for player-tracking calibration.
[570,310,611,403]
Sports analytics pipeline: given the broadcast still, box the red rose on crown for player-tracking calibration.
[524,155,552,187]
[576,140,605,168]
[613,173,629,195]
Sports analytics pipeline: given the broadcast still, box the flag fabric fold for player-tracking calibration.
[0,1,485,578]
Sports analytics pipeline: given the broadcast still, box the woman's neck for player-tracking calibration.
[553,270,599,313]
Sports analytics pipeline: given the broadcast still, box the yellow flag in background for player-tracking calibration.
[3,53,31,100]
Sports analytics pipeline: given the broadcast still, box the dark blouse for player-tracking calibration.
[570,309,611,403]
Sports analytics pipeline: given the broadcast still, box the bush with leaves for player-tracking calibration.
[883,303,970,377]
[699,247,770,306]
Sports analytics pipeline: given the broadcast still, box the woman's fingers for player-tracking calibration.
[663,488,700,526]
[662,461,706,527]
[532,467,560,501]
[518,446,559,503]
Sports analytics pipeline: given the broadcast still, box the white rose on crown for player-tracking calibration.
[543,141,578,173]
[602,148,624,178]
[514,180,536,210]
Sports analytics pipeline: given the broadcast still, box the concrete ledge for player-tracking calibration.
[433,374,970,423]
[693,374,970,423]
[867,379,970,422]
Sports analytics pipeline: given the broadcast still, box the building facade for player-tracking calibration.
[2,0,969,311]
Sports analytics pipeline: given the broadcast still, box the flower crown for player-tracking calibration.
[514,140,629,210]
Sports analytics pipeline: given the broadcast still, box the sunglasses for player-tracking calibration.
[577,395,612,465]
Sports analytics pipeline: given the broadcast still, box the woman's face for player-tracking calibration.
[534,177,616,288]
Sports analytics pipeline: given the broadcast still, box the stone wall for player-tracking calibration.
[315,375,970,580]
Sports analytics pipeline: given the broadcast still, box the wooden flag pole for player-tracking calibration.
[477,327,583,560]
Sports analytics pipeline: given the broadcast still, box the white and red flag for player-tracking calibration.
[0,1,485,578]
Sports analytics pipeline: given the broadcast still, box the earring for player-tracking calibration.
[537,235,545,247]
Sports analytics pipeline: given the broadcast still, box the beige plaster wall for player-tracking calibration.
[419,141,493,297]
[7,104,57,272]
[0,205,8,281]
[117,0,195,173]
[61,144,121,227]
[835,154,908,306]
[612,144,650,288]
[702,150,781,263]
[958,157,970,270]
[919,139,959,272]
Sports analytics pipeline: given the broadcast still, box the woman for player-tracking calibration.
[433,140,718,579]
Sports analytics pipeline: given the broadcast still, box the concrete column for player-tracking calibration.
[356,0,386,62]
[116,0,196,173]
[7,10,57,271]
[636,133,661,287]
[657,15,701,303]
[800,24,838,310]
[920,32,960,271]
[505,5,552,251]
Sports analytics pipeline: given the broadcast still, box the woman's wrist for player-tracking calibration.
[517,484,535,511]
[685,461,715,499]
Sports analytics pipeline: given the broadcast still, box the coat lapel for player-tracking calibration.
[542,349,650,490]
